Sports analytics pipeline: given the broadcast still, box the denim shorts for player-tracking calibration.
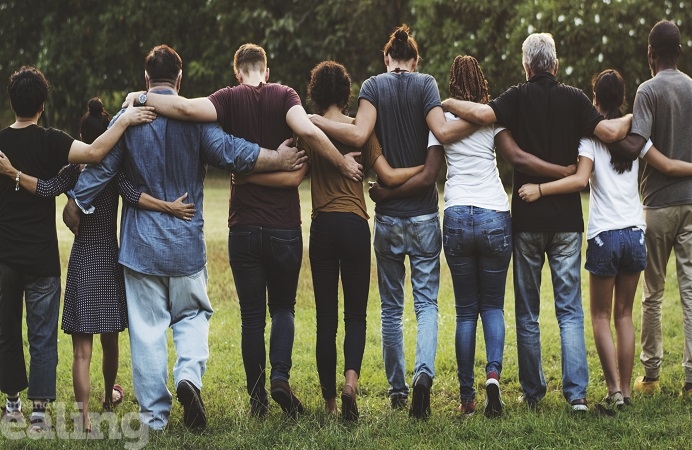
[585,227,647,276]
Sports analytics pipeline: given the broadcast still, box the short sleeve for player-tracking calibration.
[208,86,232,127]
[363,133,383,170]
[493,125,505,137]
[45,128,74,170]
[421,75,442,117]
[576,89,603,137]
[577,138,596,162]
[284,87,302,112]
[489,85,520,128]
[639,139,654,158]
[630,85,654,140]
[358,76,378,108]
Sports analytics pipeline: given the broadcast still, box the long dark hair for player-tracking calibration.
[593,70,631,173]
[80,98,110,144]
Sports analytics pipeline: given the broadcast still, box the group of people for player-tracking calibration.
[1,18,691,436]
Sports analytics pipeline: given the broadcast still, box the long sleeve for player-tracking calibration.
[200,123,260,173]
[35,164,80,198]
[117,171,143,206]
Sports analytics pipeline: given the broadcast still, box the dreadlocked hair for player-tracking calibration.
[448,55,489,104]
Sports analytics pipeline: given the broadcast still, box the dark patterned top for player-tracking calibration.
[36,165,142,334]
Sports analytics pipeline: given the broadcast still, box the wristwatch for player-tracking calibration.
[138,93,147,106]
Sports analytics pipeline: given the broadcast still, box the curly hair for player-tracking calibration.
[448,55,489,104]
[383,24,420,64]
[307,61,351,115]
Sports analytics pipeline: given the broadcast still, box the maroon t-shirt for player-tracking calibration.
[208,83,302,228]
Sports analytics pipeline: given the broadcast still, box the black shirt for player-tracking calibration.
[0,125,73,276]
[489,73,603,232]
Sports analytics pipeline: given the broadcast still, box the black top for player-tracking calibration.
[489,73,603,232]
[0,125,73,276]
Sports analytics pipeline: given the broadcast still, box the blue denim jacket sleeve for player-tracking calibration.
[200,123,260,173]
[73,140,125,211]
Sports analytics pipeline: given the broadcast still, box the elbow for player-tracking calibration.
[177,102,197,120]
[575,179,589,191]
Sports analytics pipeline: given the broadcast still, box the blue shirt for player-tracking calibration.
[73,89,261,276]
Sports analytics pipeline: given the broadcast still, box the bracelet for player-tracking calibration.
[14,171,22,191]
[538,184,543,198]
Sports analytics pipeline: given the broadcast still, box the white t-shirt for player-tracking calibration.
[579,137,651,239]
[428,112,509,211]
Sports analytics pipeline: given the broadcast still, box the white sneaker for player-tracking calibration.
[484,378,503,418]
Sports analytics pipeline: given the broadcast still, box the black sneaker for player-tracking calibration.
[390,394,408,410]
[409,373,432,419]
[176,380,207,431]
[270,379,304,418]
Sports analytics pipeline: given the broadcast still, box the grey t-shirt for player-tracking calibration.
[359,71,442,217]
[631,69,692,208]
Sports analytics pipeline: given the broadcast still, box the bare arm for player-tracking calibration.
[441,98,496,125]
[518,156,593,202]
[0,152,80,195]
[310,98,377,147]
[426,106,479,145]
[369,145,444,202]
[0,151,38,193]
[371,155,424,187]
[643,144,692,177]
[594,114,632,144]
[134,91,218,122]
[138,192,195,221]
[286,105,363,180]
[606,133,646,162]
[495,130,576,178]
[233,165,308,188]
[67,101,156,164]
[252,138,308,172]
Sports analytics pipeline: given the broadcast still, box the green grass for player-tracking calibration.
[3,177,692,449]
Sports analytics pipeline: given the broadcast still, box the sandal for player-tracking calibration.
[103,384,124,411]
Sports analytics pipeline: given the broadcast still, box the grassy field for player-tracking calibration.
[2,177,691,449]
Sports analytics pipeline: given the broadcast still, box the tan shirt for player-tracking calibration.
[297,125,382,220]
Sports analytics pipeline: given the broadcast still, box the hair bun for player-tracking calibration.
[395,29,408,42]
[88,98,104,116]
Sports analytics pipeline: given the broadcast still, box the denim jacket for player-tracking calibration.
[73,89,260,276]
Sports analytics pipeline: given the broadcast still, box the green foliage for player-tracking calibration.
[1,1,691,149]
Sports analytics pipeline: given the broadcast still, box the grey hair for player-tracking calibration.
[522,33,557,74]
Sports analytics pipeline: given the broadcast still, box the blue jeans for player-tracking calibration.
[513,232,588,404]
[443,206,511,403]
[228,225,302,402]
[374,212,441,398]
[124,267,213,430]
[0,262,60,400]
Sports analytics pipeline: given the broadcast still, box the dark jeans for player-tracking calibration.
[228,225,302,401]
[310,212,370,400]
[0,262,60,400]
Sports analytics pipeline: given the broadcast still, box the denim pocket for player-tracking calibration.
[374,215,401,256]
[483,224,511,257]
[553,232,582,258]
[269,234,302,269]
[630,228,647,267]
[586,232,612,263]
[411,215,442,257]
[443,225,466,257]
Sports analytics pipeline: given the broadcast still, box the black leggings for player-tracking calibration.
[310,212,370,400]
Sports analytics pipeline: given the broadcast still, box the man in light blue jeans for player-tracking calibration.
[65,45,306,431]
